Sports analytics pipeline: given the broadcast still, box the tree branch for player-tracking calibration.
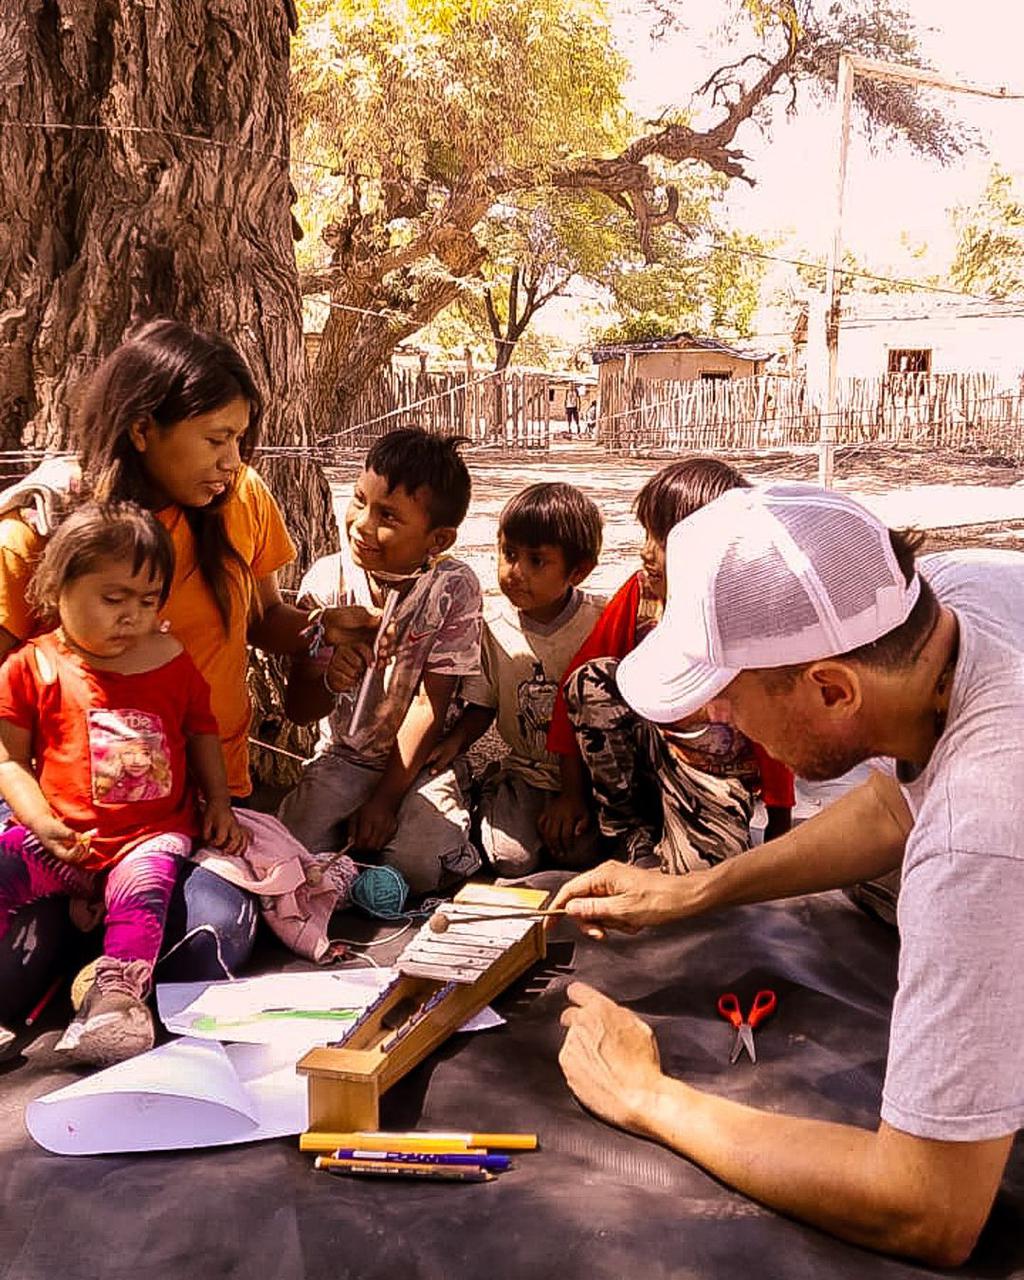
[507,264,521,335]
[491,37,803,255]
[482,286,502,341]
[531,271,573,314]
[507,272,535,342]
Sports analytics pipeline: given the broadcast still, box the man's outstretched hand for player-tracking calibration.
[549,860,699,940]
[559,981,664,1136]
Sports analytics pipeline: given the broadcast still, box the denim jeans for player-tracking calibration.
[0,800,258,1024]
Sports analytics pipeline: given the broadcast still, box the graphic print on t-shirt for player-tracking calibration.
[516,661,558,755]
[88,708,173,804]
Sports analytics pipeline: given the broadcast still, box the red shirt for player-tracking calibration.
[546,572,795,810]
[0,633,219,870]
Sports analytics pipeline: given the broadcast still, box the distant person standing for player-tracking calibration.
[564,384,582,435]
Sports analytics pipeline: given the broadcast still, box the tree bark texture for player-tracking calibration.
[0,0,335,787]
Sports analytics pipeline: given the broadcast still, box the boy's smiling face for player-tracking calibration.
[345,468,454,576]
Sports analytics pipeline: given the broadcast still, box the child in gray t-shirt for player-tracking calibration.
[431,483,604,879]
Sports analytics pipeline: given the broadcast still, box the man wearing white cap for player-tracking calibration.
[553,482,1024,1265]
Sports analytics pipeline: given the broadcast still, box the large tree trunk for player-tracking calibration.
[0,0,334,788]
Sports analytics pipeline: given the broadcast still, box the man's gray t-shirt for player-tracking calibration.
[880,550,1024,1140]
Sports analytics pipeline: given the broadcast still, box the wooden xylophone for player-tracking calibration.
[297,883,549,1134]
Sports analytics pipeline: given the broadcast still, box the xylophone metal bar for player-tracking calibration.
[396,908,534,984]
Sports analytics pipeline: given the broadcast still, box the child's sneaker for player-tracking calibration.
[55,956,154,1066]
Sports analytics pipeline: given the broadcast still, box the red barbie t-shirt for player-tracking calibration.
[0,632,218,870]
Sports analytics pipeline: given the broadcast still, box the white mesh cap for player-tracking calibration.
[617,482,921,723]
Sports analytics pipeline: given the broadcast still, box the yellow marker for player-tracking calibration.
[299,1130,538,1153]
[301,1134,485,1155]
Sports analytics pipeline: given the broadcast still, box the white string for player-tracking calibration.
[247,736,312,764]
[331,921,414,950]
[5,117,1024,308]
[0,118,340,174]
[333,952,382,968]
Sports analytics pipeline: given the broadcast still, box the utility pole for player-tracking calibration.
[818,53,1022,488]
[819,53,854,490]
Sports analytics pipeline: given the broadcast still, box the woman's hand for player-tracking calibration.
[202,799,250,856]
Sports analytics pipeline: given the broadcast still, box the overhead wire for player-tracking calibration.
[5,113,1024,311]
[4,115,1023,446]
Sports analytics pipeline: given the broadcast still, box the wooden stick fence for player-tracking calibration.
[598,372,1024,455]
[337,365,551,452]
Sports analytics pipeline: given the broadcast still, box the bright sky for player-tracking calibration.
[611,0,1024,275]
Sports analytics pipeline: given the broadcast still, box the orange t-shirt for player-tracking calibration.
[0,465,296,796]
[0,515,41,644]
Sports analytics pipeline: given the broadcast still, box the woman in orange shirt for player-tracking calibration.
[0,321,363,1025]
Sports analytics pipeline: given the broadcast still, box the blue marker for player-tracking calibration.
[333,1148,511,1172]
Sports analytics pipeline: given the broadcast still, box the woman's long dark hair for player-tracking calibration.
[76,320,264,631]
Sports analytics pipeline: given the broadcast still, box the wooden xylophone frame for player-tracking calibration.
[297,883,549,1134]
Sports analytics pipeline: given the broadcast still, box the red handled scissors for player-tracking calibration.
[717,989,777,1064]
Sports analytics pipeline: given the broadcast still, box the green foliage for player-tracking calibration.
[293,0,626,228]
[741,0,801,41]
[951,167,1024,301]
[598,218,771,342]
[594,313,679,345]
[292,0,966,406]
[423,185,771,363]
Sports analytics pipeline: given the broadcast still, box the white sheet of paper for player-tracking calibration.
[25,1038,308,1155]
[156,968,394,1048]
[26,972,507,1155]
[156,968,504,1047]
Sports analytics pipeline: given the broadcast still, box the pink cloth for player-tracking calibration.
[191,809,358,963]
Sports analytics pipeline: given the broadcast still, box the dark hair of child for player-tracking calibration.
[29,501,176,624]
[634,457,751,545]
[364,429,472,529]
[498,483,603,572]
[75,319,262,630]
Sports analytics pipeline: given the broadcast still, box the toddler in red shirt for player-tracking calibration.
[0,502,247,1066]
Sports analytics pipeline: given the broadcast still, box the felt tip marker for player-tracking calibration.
[315,1158,492,1183]
[300,1130,537,1153]
[25,975,63,1027]
[329,1149,511,1172]
[301,1134,484,1155]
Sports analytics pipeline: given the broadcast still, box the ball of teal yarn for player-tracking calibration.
[351,865,409,919]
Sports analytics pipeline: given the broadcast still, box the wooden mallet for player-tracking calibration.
[428,906,568,933]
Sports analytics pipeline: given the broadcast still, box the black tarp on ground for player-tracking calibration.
[1,889,1021,1280]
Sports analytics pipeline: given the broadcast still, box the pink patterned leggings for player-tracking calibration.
[0,824,190,967]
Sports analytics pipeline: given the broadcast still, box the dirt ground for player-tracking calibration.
[329,432,1024,604]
